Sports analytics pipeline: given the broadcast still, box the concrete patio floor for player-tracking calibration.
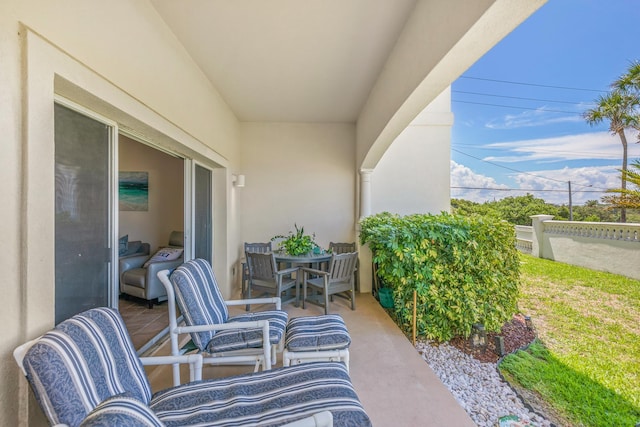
[145,293,475,426]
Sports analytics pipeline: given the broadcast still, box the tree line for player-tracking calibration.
[451,194,640,226]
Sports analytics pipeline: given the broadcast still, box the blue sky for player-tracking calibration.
[451,0,640,205]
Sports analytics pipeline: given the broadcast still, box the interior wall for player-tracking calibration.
[371,88,453,215]
[239,122,356,262]
[119,136,184,252]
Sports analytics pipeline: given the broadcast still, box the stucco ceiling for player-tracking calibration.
[150,0,418,123]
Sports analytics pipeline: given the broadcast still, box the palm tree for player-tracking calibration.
[602,160,640,210]
[614,60,640,94]
[583,91,639,222]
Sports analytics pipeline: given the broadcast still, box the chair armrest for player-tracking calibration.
[176,319,269,335]
[119,254,148,272]
[280,411,333,427]
[300,267,329,277]
[139,354,203,383]
[145,258,183,276]
[225,296,282,310]
[277,266,300,275]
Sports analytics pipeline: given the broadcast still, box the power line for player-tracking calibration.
[451,186,606,193]
[452,100,580,114]
[459,76,606,93]
[452,148,610,191]
[451,143,623,159]
[451,148,568,184]
[452,90,589,105]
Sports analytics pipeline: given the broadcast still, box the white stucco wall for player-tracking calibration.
[0,2,240,425]
[371,88,452,215]
[239,122,356,259]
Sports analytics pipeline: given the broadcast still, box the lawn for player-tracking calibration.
[499,254,640,426]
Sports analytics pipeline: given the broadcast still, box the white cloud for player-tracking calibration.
[450,161,510,203]
[483,130,640,163]
[485,107,584,130]
[512,165,620,205]
[451,161,622,205]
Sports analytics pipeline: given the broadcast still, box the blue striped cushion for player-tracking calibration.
[150,362,371,427]
[206,310,288,353]
[286,315,351,352]
[170,259,229,351]
[79,394,164,427]
[22,308,152,427]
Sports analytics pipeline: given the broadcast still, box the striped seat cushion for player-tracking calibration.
[172,259,288,353]
[150,362,371,427]
[22,308,152,427]
[79,394,165,427]
[285,315,351,352]
[206,310,288,353]
[171,259,230,351]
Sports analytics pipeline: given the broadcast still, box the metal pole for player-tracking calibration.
[568,180,573,221]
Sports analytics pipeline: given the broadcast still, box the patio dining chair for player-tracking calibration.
[158,258,288,384]
[302,252,359,314]
[329,242,359,291]
[242,242,272,299]
[245,251,299,309]
[14,307,372,427]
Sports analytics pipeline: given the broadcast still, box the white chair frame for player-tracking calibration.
[158,269,285,386]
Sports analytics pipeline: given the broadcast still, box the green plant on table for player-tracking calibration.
[272,224,318,256]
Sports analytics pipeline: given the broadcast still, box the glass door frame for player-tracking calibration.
[54,95,120,311]
[184,159,215,264]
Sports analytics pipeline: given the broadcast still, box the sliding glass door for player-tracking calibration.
[54,102,116,324]
[193,163,213,261]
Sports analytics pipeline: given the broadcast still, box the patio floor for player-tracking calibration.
[144,293,475,426]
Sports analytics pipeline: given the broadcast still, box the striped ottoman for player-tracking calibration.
[283,314,351,371]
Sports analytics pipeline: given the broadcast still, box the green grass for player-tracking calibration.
[499,254,640,426]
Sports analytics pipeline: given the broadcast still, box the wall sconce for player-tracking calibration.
[470,323,487,350]
[232,174,245,188]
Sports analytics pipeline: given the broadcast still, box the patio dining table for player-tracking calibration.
[274,251,332,267]
[240,251,332,303]
[274,251,332,307]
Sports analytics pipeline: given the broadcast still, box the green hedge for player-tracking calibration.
[359,212,520,341]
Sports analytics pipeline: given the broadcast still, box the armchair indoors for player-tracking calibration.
[120,231,184,308]
[14,307,371,427]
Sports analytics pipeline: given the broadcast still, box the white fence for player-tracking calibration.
[517,215,640,280]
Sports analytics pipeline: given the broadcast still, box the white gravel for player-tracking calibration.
[416,340,552,427]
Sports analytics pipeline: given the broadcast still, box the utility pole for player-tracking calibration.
[568,180,573,221]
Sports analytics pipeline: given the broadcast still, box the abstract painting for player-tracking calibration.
[119,171,148,211]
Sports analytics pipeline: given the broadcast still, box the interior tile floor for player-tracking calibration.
[143,293,475,426]
[119,296,169,350]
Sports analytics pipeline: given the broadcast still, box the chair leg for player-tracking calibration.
[246,282,251,311]
[324,291,330,315]
[148,299,155,309]
[351,288,356,311]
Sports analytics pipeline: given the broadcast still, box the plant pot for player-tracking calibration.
[378,287,394,309]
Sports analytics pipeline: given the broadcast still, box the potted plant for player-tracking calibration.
[272,224,319,256]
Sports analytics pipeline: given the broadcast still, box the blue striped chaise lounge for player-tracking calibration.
[158,258,289,376]
[14,307,372,427]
